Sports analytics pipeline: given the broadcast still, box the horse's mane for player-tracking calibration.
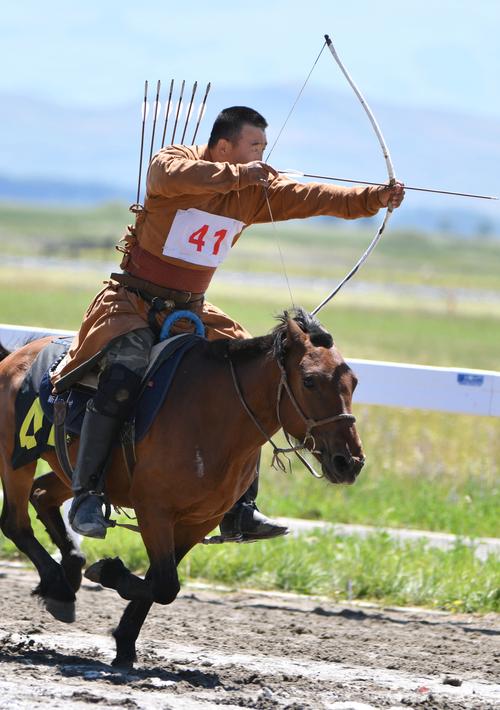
[206,307,333,362]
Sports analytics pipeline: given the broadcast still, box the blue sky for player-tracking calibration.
[1,1,499,118]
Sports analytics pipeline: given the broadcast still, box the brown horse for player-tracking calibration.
[0,308,365,668]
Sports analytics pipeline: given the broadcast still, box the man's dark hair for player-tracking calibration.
[208,106,267,148]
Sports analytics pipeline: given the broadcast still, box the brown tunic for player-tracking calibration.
[52,144,384,386]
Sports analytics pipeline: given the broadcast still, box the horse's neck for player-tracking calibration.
[233,352,282,446]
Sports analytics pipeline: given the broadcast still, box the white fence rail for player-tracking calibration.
[1,323,499,417]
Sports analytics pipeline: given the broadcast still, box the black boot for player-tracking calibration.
[219,500,289,542]
[68,401,121,539]
[219,458,288,542]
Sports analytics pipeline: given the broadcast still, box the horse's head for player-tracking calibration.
[274,309,365,485]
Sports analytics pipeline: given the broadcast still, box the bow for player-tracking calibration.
[311,34,396,315]
[266,34,398,314]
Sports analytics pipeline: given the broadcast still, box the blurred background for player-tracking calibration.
[0,1,498,610]
[1,0,499,230]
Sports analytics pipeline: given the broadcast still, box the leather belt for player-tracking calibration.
[110,272,204,307]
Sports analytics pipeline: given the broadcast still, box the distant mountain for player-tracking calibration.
[0,86,498,235]
[0,174,127,204]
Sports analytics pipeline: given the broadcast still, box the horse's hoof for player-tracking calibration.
[84,560,106,584]
[85,557,127,588]
[111,655,135,671]
[45,597,76,623]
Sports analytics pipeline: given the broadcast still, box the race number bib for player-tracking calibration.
[162,208,245,267]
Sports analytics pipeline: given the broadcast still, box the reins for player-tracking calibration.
[228,352,355,478]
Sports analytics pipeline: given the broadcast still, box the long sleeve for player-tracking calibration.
[245,175,385,224]
[147,145,256,198]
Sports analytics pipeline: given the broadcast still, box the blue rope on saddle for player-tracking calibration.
[160,310,205,340]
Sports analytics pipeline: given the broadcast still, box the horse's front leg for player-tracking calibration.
[111,569,153,669]
[107,518,220,668]
[84,526,179,605]
[86,501,182,603]
[84,536,177,668]
[30,469,86,593]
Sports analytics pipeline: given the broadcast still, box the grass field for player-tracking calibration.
[1,265,499,369]
[2,200,499,290]
[0,201,498,611]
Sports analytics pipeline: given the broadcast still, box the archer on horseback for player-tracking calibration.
[51,105,404,540]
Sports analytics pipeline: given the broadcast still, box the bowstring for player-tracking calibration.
[264,39,328,309]
[263,186,295,307]
[266,40,327,163]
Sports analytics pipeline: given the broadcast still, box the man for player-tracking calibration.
[52,106,404,539]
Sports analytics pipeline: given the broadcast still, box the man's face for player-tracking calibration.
[226,123,267,164]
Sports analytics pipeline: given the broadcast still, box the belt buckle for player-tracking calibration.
[151,296,175,311]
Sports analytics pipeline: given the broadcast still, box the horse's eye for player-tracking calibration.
[303,376,315,389]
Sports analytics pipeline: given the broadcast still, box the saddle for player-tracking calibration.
[12,333,202,473]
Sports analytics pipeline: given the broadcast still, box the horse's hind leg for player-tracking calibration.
[31,470,86,593]
[0,458,76,622]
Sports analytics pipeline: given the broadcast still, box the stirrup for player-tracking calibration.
[202,532,246,545]
[69,492,113,539]
[69,491,112,521]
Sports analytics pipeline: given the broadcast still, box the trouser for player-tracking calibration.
[92,328,155,419]
[70,327,155,497]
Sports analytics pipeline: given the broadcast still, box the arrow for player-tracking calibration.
[279,170,498,201]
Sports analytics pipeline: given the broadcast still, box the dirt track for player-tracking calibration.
[0,561,498,709]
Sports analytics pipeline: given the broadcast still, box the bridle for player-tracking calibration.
[228,351,356,478]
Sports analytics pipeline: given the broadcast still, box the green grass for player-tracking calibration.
[257,406,500,538]
[0,201,129,257]
[0,203,498,612]
[173,530,499,613]
[211,291,500,370]
[0,518,497,613]
[228,224,500,291]
[0,266,499,539]
[1,268,499,370]
[1,200,499,290]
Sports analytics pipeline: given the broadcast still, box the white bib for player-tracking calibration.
[162,208,245,267]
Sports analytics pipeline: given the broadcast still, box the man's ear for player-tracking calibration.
[217,138,231,156]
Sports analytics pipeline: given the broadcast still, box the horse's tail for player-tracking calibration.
[0,343,11,362]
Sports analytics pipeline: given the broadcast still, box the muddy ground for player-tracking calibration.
[0,560,498,709]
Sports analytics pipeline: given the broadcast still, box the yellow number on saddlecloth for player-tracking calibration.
[19,398,45,450]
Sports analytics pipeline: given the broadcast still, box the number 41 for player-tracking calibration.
[188,225,227,255]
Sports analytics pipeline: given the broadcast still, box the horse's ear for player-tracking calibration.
[285,318,307,349]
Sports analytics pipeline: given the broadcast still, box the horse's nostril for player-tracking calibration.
[332,454,350,473]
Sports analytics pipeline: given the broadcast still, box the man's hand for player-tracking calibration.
[378,181,405,209]
[243,161,279,187]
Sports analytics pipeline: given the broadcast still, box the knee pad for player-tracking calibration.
[93,364,143,419]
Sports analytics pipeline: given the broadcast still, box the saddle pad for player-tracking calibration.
[12,337,72,469]
[12,333,202,469]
